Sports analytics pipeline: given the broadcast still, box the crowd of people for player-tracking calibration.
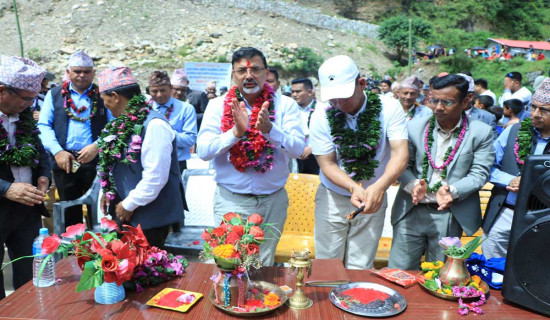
[1,46,549,299]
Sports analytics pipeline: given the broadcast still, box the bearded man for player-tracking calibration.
[309,55,409,269]
[0,56,50,299]
[197,47,305,266]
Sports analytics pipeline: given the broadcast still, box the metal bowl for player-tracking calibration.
[418,273,490,301]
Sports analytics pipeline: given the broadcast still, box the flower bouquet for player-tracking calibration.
[200,212,285,313]
[417,236,487,315]
[34,218,188,300]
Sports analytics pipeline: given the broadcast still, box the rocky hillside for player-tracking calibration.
[0,0,392,87]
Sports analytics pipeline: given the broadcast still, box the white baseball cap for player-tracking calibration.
[318,55,359,102]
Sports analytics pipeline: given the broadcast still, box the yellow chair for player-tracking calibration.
[460,182,494,254]
[274,173,320,263]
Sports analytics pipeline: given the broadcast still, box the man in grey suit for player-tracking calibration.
[389,74,495,270]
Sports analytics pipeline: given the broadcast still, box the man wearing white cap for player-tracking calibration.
[197,47,305,266]
[482,79,550,259]
[97,67,185,248]
[171,69,208,129]
[0,56,50,299]
[398,75,432,122]
[308,55,409,269]
[38,50,111,229]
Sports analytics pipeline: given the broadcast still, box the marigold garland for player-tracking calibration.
[0,107,41,168]
[326,90,382,182]
[422,114,468,193]
[97,95,150,200]
[220,84,275,173]
[514,118,534,165]
[61,81,99,123]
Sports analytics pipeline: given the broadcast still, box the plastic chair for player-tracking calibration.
[274,173,320,263]
[53,177,100,235]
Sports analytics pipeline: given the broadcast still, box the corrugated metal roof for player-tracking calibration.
[488,38,550,51]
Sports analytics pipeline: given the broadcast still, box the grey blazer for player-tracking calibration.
[468,107,498,140]
[391,116,495,235]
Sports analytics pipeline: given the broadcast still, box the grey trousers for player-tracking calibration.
[314,184,386,270]
[213,185,288,267]
[388,204,462,270]
[482,206,514,259]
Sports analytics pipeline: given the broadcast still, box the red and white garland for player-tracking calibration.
[220,84,275,173]
[61,81,98,122]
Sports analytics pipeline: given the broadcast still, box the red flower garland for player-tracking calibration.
[61,81,99,122]
[220,84,275,173]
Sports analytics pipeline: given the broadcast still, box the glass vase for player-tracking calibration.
[439,255,471,287]
[94,281,125,304]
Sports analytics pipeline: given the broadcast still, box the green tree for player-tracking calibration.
[377,15,431,63]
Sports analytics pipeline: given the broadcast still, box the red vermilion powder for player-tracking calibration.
[156,291,187,308]
[342,288,390,304]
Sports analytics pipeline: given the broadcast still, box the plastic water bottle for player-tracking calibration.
[32,228,55,287]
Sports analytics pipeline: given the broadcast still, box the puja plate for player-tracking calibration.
[329,282,407,317]
[418,274,490,301]
[208,280,287,317]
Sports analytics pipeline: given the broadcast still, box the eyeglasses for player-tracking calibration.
[233,67,266,77]
[531,105,550,116]
[429,98,456,107]
[5,85,36,103]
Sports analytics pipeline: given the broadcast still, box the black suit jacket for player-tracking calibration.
[0,137,51,217]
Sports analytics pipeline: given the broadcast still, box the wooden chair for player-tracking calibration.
[274,173,320,263]
[460,182,494,253]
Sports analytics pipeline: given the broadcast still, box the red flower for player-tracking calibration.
[120,224,150,248]
[211,226,226,237]
[249,226,265,241]
[225,231,241,245]
[247,213,264,225]
[41,235,61,255]
[201,229,212,241]
[100,217,117,232]
[223,212,242,223]
[231,225,244,237]
[101,254,119,273]
[61,223,85,238]
[246,244,259,255]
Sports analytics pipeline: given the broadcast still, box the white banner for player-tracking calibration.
[184,62,232,94]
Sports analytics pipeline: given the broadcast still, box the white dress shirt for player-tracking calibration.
[121,118,175,211]
[196,92,305,194]
[309,93,408,196]
[298,100,315,143]
[0,112,32,184]
[498,87,532,109]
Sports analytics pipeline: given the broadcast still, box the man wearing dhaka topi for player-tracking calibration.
[389,74,494,270]
[0,56,50,300]
[97,67,184,248]
[309,55,409,269]
[197,47,305,266]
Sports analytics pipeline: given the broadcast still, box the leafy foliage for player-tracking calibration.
[377,15,431,62]
[279,47,324,76]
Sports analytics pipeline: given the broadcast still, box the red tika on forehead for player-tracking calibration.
[246,60,251,68]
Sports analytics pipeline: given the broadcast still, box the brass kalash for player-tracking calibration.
[287,250,313,309]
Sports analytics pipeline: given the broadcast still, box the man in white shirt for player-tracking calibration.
[97,67,184,248]
[0,56,50,299]
[197,47,305,266]
[291,77,319,174]
[473,78,497,103]
[398,75,432,122]
[498,72,532,120]
[309,55,409,269]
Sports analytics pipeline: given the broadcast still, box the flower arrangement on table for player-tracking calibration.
[38,218,187,293]
[417,236,486,315]
[200,212,283,312]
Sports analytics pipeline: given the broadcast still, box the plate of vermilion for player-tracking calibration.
[329,282,407,317]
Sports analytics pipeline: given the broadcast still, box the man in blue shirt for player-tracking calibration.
[38,50,111,228]
[482,79,550,258]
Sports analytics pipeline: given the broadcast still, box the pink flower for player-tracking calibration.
[438,237,462,249]
[106,192,116,201]
[61,223,85,238]
[131,135,142,144]
[100,179,108,187]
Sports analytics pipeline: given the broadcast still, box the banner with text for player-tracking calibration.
[184,62,232,94]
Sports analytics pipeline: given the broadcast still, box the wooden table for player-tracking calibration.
[0,259,546,319]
